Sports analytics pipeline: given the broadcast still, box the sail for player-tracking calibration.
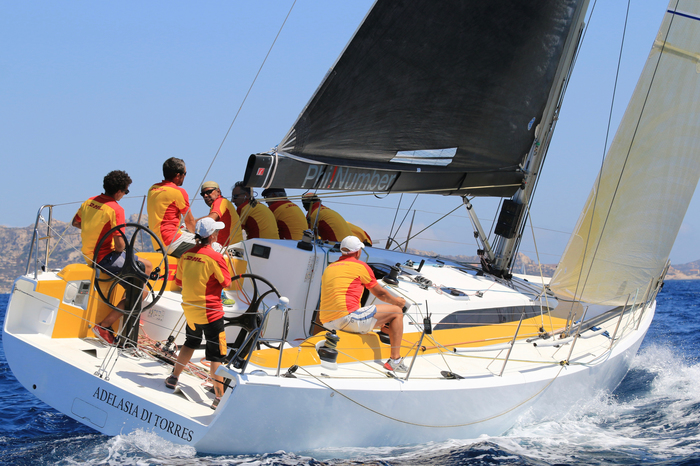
[550,0,700,306]
[245,0,587,196]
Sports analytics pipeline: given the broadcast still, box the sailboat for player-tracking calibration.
[4,0,700,455]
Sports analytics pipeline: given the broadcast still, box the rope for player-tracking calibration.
[192,0,298,200]
[295,364,566,428]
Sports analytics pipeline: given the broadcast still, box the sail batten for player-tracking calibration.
[550,0,700,306]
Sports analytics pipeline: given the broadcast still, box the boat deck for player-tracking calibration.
[18,332,220,423]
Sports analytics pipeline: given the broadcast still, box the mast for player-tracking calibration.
[488,0,590,277]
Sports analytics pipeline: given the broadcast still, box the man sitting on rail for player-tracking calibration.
[262,188,307,240]
[302,193,353,243]
[231,182,279,240]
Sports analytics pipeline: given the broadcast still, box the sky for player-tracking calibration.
[2,0,697,265]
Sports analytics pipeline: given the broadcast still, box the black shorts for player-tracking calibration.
[184,319,227,363]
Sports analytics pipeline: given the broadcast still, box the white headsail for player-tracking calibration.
[550,0,700,306]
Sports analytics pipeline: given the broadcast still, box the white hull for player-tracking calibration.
[3,256,653,454]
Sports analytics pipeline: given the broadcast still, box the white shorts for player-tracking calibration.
[324,305,377,334]
[166,231,197,258]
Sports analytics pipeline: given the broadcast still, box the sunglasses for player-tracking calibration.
[124,189,130,195]
[231,194,246,199]
[201,188,216,197]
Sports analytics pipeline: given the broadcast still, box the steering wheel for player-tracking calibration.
[92,222,168,312]
[225,273,282,357]
[231,273,281,314]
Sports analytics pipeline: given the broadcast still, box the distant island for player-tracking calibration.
[0,221,697,293]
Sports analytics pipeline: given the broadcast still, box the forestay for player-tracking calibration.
[550,0,700,306]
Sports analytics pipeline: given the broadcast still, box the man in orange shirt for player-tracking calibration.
[199,181,243,247]
[165,217,231,409]
[347,222,372,246]
[319,236,407,372]
[72,170,153,344]
[302,194,353,242]
[261,188,307,240]
[147,157,196,257]
[231,182,279,240]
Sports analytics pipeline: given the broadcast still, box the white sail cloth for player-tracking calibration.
[550,0,700,306]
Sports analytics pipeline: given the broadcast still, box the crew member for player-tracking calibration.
[147,157,196,257]
[231,181,279,239]
[261,188,307,240]
[165,217,231,409]
[199,181,243,247]
[72,170,153,344]
[347,222,372,246]
[319,235,407,372]
[302,193,352,242]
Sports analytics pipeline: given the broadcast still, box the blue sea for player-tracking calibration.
[1,280,699,465]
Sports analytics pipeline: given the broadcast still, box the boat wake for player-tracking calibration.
[3,342,697,465]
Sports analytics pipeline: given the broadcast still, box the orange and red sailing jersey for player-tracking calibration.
[319,255,378,323]
[268,200,307,240]
[210,196,243,246]
[147,181,190,250]
[306,202,353,242]
[74,194,125,265]
[348,222,372,246]
[237,200,279,239]
[175,244,232,327]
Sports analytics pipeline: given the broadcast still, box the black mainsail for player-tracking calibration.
[245,0,586,196]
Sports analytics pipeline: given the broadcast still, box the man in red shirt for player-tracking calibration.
[199,181,243,247]
[302,194,353,242]
[147,157,196,257]
[347,222,373,246]
[319,236,408,372]
[231,182,279,240]
[72,170,153,344]
[261,188,307,240]
[165,217,231,409]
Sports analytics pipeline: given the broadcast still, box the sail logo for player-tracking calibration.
[302,165,397,191]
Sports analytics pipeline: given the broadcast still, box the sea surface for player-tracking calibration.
[1,280,699,465]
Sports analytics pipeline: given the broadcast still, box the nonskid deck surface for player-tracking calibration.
[17,332,220,422]
[240,306,638,385]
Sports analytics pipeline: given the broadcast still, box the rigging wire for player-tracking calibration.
[569,0,673,307]
[387,194,419,249]
[385,193,403,248]
[393,204,464,251]
[193,0,298,199]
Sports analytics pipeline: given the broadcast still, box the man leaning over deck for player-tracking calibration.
[147,157,196,257]
[319,235,408,372]
[72,170,153,344]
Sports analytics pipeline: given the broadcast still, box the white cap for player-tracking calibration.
[340,235,364,254]
[196,217,225,238]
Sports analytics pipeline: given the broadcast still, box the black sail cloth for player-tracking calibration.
[245,0,584,196]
